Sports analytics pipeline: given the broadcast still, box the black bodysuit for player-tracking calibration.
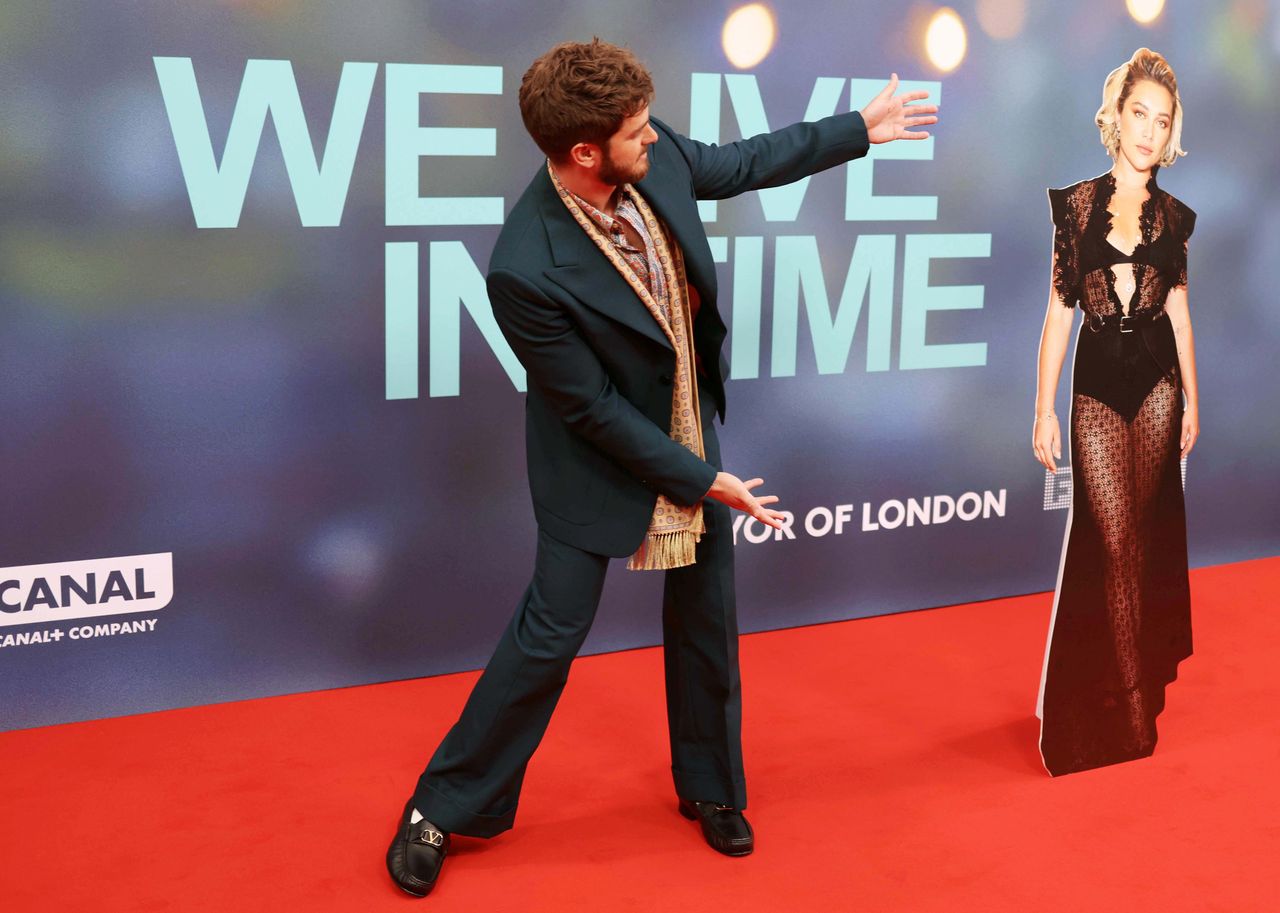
[1038,171,1196,776]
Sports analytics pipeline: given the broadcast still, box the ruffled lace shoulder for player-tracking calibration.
[1169,195,1196,238]
[1157,190,1196,287]
[1046,178,1100,307]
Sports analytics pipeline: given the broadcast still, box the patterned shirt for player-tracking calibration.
[569,186,671,321]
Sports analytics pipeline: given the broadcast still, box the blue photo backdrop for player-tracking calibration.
[2,1,1277,730]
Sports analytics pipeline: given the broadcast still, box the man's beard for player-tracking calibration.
[599,151,649,186]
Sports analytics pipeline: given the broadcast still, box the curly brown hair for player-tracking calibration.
[518,38,654,159]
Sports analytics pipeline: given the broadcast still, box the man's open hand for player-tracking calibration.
[705,472,786,530]
[860,73,939,144]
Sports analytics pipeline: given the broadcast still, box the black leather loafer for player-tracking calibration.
[386,800,451,897]
[678,798,754,856]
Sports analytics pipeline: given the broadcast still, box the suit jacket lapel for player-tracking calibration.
[536,171,674,352]
[632,174,716,306]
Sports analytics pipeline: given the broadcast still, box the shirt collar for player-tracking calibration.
[545,164,633,234]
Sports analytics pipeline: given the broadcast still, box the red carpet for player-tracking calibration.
[2,558,1276,912]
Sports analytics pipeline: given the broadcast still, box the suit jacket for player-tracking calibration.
[487,112,870,557]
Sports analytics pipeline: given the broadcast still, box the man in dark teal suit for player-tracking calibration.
[387,39,936,897]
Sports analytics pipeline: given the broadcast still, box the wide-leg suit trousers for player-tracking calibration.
[412,394,745,837]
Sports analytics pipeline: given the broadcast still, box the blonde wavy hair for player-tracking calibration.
[1095,48,1186,167]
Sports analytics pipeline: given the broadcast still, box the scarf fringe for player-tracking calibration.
[627,528,702,571]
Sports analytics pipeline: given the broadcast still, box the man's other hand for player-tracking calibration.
[705,473,786,530]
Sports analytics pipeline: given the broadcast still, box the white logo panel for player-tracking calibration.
[0,553,174,627]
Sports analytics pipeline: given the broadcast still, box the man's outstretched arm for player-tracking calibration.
[658,73,937,201]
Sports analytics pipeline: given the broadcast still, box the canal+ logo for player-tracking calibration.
[0,554,173,627]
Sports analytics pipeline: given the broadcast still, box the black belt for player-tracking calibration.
[1085,308,1167,334]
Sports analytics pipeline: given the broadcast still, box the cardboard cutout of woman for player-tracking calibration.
[1031,48,1199,776]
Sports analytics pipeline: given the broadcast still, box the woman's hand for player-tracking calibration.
[1033,413,1062,473]
[1181,404,1199,458]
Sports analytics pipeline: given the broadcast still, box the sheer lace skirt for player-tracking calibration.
[1038,377,1193,776]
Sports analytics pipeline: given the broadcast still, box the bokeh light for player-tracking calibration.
[925,7,967,73]
[976,0,1028,40]
[1126,0,1166,25]
[722,3,777,69]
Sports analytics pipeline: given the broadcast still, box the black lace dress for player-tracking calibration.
[1036,171,1196,776]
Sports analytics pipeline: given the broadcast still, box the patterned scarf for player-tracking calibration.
[548,162,705,570]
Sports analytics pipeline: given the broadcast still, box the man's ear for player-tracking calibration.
[568,142,600,170]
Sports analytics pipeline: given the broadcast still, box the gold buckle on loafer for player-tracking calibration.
[416,827,445,847]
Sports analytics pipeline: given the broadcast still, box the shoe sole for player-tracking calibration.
[394,881,433,898]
